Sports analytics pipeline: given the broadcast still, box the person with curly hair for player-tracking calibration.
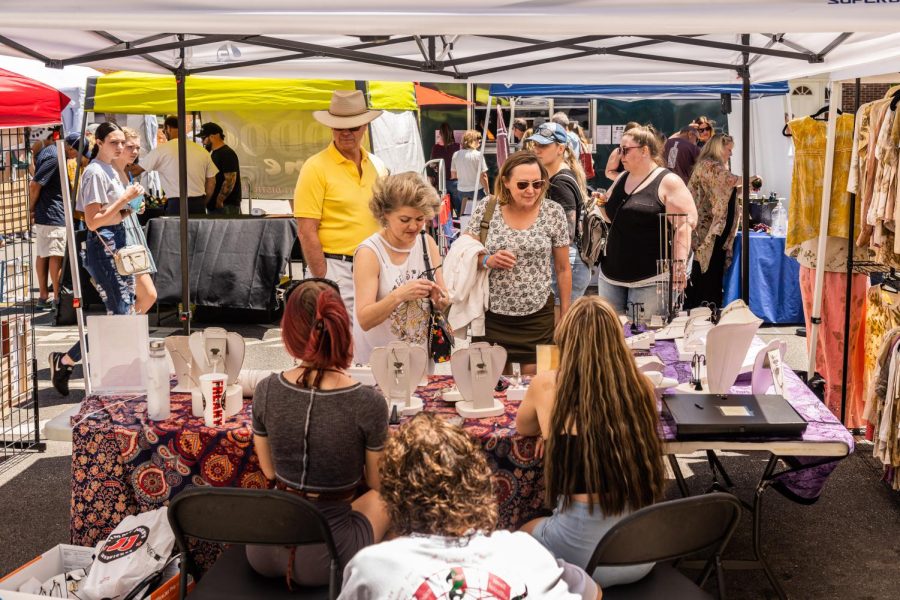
[339,413,598,599]
[517,296,667,589]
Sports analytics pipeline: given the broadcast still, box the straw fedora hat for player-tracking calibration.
[313,90,383,129]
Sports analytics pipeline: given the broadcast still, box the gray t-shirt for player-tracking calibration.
[251,373,388,492]
[76,160,125,213]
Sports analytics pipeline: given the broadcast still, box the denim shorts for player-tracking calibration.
[531,498,654,589]
[83,225,136,315]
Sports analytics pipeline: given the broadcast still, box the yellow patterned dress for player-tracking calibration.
[785,114,858,258]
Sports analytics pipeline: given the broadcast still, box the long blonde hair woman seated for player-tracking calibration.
[517,295,666,588]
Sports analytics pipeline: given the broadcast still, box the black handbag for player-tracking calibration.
[420,231,454,363]
[54,286,77,326]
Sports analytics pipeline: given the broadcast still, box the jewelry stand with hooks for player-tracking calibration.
[657,212,689,324]
[370,342,427,418]
[627,301,645,334]
[451,342,507,418]
[164,336,195,393]
[187,328,246,419]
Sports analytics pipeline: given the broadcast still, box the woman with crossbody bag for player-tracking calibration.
[529,122,593,305]
[353,173,449,365]
[49,123,147,396]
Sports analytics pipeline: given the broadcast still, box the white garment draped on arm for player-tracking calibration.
[443,235,490,338]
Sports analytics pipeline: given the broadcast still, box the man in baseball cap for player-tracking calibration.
[199,122,242,215]
[29,133,89,310]
[293,89,387,319]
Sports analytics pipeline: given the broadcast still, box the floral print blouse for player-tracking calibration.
[466,198,569,316]
[687,158,741,273]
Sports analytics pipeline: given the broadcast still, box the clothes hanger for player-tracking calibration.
[890,88,900,111]
[810,104,841,121]
[782,123,792,137]
[881,269,900,294]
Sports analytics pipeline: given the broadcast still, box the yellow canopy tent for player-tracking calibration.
[84,71,418,112]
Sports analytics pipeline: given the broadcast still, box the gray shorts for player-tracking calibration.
[531,498,654,589]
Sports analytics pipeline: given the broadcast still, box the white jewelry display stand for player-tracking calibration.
[164,336,195,393]
[674,313,714,361]
[451,342,507,418]
[188,327,246,420]
[371,342,427,416]
[676,304,761,394]
[751,339,788,395]
[347,364,376,386]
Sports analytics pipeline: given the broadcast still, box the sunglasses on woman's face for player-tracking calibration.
[697,126,711,133]
[513,180,546,191]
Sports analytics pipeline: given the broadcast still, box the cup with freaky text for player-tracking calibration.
[199,373,228,427]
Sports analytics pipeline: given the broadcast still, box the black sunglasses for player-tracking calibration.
[514,180,546,191]
[334,125,365,132]
[282,277,341,303]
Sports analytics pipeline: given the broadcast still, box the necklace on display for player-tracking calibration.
[379,232,414,253]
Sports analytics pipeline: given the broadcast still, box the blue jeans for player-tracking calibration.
[65,226,136,363]
[595,274,661,317]
[552,246,592,305]
[532,498,654,588]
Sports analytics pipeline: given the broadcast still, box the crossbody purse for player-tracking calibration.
[96,230,151,276]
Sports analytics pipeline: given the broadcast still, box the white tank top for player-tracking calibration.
[352,233,431,364]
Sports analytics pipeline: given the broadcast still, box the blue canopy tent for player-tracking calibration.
[488,81,790,98]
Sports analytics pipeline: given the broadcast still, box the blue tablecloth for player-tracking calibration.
[723,231,803,324]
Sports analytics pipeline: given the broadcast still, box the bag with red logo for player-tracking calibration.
[80,507,175,600]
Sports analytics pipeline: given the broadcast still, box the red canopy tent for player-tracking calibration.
[0,67,70,127]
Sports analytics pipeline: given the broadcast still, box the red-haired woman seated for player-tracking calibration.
[249,279,390,586]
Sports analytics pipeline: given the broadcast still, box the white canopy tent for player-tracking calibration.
[1,2,896,429]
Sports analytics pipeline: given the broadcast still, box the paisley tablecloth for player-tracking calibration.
[70,340,853,559]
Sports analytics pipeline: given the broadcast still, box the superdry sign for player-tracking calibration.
[98,525,150,563]
[827,0,900,4]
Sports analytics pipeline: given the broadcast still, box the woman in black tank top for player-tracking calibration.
[596,127,697,317]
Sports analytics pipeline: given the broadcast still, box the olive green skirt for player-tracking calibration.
[474,295,554,364]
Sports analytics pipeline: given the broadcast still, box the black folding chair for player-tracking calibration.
[584,493,743,600]
[167,487,341,600]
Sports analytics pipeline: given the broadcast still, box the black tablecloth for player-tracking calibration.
[146,217,296,311]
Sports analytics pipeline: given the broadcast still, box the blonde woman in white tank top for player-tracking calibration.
[353,173,449,364]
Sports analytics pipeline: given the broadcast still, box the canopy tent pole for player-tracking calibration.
[740,34,751,303]
[471,94,492,209]
[176,38,191,335]
[839,78,861,426]
[57,127,92,396]
[806,81,841,380]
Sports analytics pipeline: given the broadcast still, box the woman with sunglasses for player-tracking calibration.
[353,173,448,364]
[604,121,641,181]
[693,116,715,147]
[596,127,697,318]
[528,122,592,304]
[113,127,158,315]
[464,151,571,373]
[249,279,391,586]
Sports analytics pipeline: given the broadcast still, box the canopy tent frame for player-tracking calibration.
[0,30,854,344]
[0,32,853,81]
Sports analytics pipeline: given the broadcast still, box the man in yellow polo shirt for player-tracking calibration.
[294,90,388,318]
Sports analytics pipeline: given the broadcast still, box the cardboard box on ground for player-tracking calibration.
[1,315,32,418]
[0,544,189,600]
[0,178,30,236]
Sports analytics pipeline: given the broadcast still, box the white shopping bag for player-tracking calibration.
[79,507,175,600]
